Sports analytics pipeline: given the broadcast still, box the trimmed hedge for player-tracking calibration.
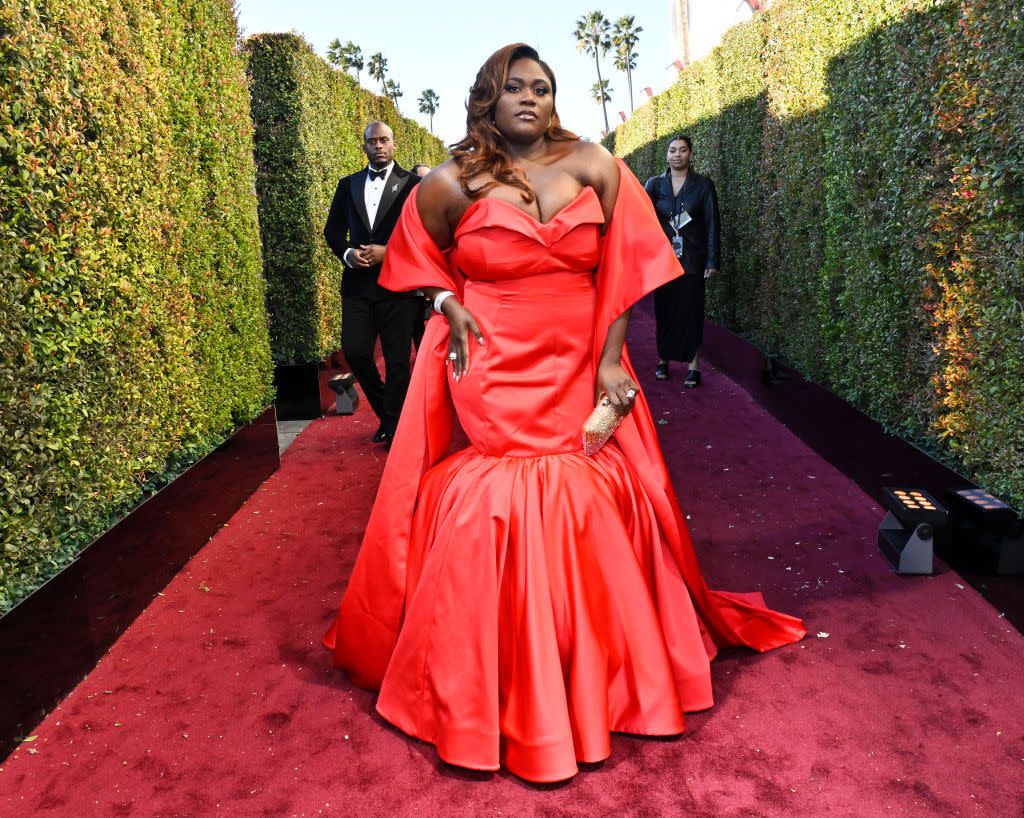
[708,18,770,328]
[925,0,1024,503]
[817,2,956,441]
[0,0,273,613]
[605,0,1024,508]
[614,93,659,183]
[245,34,449,364]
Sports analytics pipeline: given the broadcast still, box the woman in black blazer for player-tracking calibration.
[644,135,720,386]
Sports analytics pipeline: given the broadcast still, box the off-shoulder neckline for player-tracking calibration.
[454,186,601,237]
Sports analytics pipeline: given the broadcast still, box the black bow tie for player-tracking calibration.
[368,168,387,181]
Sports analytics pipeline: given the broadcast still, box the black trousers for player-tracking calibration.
[654,269,705,363]
[341,295,421,434]
[411,296,429,351]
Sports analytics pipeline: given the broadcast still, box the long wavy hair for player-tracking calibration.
[450,44,578,203]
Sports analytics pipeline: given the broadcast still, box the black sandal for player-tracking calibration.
[684,369,702,388]
[655,362,670,381]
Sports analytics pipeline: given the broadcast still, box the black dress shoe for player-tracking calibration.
[684,369,702,388]
[655,362,670,381]
[372,426,393,443]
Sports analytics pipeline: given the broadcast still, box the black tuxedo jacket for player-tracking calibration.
[324,164,420,300]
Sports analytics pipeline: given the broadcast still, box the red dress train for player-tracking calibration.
[324,160,805,782]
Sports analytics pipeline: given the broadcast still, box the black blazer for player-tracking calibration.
[643,170,721,277]
[324,164,420,299]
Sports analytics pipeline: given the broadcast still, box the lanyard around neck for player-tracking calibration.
[667,174,690,234]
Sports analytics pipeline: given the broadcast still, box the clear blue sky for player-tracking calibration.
[235,1,679,148]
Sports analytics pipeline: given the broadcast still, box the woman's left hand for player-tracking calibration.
[596,360,640,415]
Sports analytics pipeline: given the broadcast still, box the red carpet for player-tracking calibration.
[2,308,1022,816]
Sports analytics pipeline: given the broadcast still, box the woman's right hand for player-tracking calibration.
[442,299,485,380]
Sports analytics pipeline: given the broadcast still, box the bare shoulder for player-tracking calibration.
[417,159,463,204]
[565,141,616,192]
[573,139,614,164]
[566,141,619,218]
[573,139,616,169]
[415,158,467,246]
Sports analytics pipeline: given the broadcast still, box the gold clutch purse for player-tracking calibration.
[582,397,623,456]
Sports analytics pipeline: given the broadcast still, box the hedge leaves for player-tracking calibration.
[607,0,1023,507]
[1,0,272,613]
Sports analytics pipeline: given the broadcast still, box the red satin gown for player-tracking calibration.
[324,160,805,783]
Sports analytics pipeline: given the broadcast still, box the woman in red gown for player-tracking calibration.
[324,43,805,783]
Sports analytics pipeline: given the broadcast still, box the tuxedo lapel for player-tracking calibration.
[350,169,372,233]
[373,166,411,235]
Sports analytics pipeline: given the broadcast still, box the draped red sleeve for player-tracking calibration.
[325,163,804,690]
[595,159,806,654]
[323,187,465,687]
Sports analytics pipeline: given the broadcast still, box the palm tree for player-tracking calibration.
[418,89,440,133]
[673,0,692,66]
[383,78,403,111]
[612,48,637,114]
[574,11,613,133]
[368,52,388,93]
[326,38,345,70]
[591,79,612,114]
[342,41,364,86]
[328,40,365,86]
[612,16,642,114]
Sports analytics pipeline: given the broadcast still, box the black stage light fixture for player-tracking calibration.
[878,487,948,575]
[328,372,360,415]
[945,488,1024,575]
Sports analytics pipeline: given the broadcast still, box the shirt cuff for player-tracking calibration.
[343,248,356,268]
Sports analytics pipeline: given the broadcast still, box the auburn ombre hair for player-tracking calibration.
[450,44,578,202]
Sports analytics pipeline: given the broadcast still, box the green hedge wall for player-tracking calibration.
[605,0,1024,508]
[0,0,273,613]
[245,34,449,365]
[614,93,659,183]
[709,18,769,329]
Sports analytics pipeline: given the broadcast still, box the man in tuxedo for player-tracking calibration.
[324,121,421,444]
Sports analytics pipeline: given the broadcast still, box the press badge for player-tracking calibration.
[669,210,691,258]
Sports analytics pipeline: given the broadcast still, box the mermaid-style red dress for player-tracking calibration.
[324,160,805,783]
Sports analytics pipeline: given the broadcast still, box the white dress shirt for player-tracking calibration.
[343,162,394,268]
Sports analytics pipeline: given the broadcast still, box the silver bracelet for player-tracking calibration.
[433,290,456,314]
